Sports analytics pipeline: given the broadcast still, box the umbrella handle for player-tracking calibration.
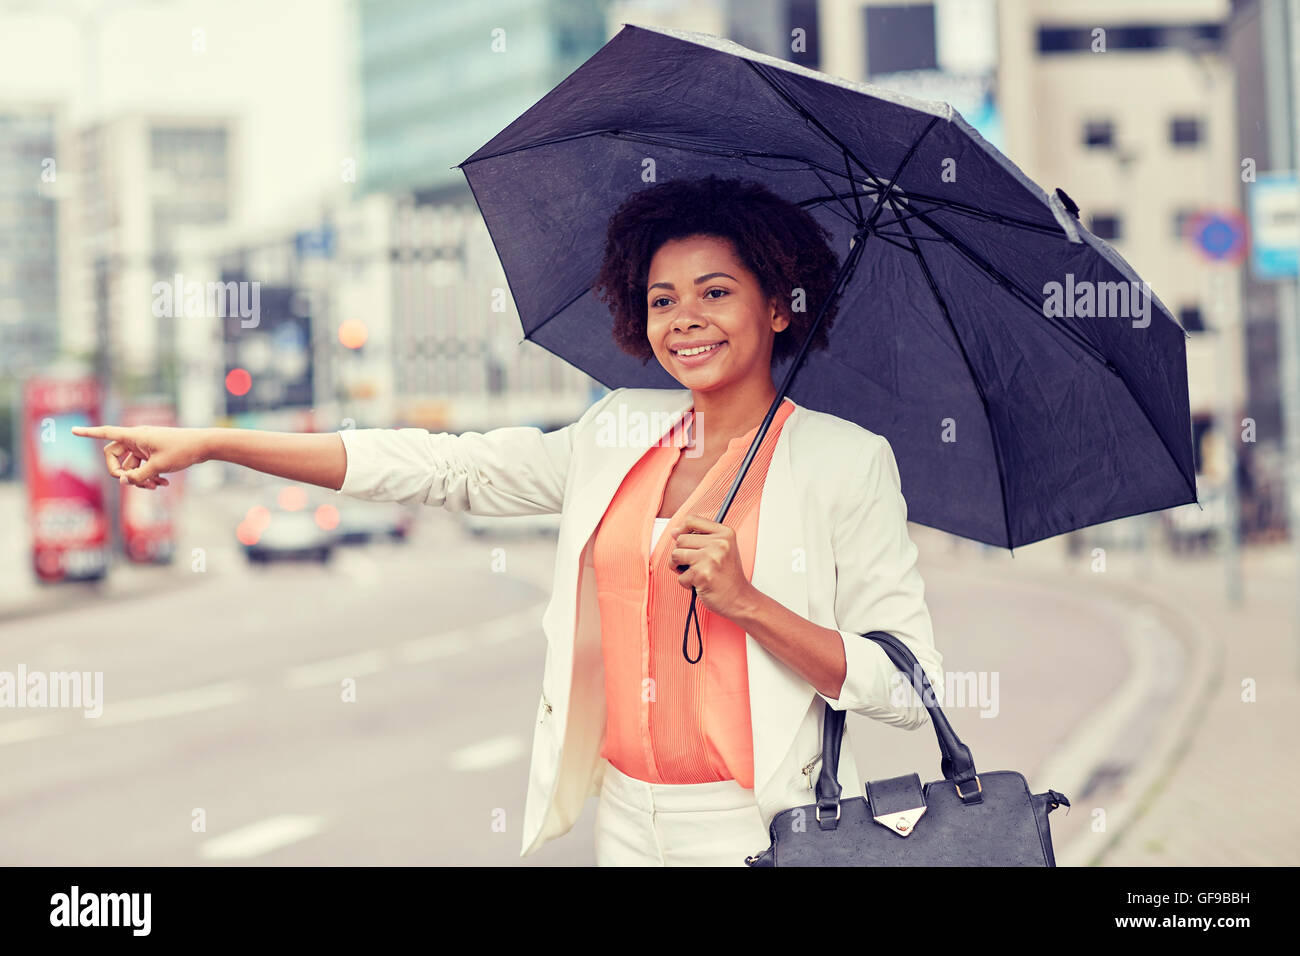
[682,589,703,663]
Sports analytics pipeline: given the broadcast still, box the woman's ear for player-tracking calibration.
[770,301,791,334]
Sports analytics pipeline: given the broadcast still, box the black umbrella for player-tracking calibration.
[454,23,1197,661]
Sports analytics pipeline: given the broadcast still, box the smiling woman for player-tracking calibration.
[571,175,918,866]
[67,174,942,869]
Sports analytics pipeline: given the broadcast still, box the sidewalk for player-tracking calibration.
[1085,542,1298,866]
[916,526,1299,867]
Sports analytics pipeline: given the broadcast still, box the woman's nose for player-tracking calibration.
[672,308,705,334]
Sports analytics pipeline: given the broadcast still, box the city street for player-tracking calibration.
[0,484,1176,865]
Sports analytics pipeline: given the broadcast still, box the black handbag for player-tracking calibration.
[745,631,1071,866]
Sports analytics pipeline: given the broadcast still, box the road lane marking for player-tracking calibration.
[0,680,250,746]
[284,651,388,689]
[0,714,64,745]
[481,618,522,644]
[0,600,550,747]
[97,680,251,726]
[449,735,526,771]
[197,814,326,860]
[394,630,473,662]
[394,602,545,659]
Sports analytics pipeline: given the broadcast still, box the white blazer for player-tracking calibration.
[335,386,944,859]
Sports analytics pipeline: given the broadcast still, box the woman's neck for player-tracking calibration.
[688,379,780,458]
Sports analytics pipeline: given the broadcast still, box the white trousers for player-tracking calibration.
[594,761,772,866]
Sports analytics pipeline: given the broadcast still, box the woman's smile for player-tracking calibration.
[671,341,728,367]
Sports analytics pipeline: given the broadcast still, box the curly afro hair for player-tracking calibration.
[592,175,842,368]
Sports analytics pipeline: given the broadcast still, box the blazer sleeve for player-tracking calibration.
[333,388,624,515]
[816,433,944,729]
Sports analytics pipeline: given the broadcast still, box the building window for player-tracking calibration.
[1179,306,1206,332]
[864,3,937,75]
[786,0,821,67]
[1090,213,1122,240]
[1083,119,1114,148]
[1170,116,1203,146]
[1038,22,1221,55]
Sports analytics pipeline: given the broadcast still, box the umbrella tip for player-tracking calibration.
[1054,187,1080,220]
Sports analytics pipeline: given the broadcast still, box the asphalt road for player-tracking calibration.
[0,500,1167,865]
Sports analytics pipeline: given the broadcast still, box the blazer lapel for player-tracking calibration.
[746,404,818,797]
[544,389,694,703]
[563,388,695,557]
[550,388,815,798]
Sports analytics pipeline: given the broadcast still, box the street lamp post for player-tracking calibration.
[1264,0,1300,672]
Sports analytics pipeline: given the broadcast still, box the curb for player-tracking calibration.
[1055,568,1224,867]
[918,544,1221,868]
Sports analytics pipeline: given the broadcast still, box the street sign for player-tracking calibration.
[295,225,336,260]
[1248,172,1299,279]
[1189,209,1249,264]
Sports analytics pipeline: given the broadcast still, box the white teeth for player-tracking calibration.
[676,343,722,357]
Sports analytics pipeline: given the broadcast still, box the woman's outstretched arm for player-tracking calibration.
[335,387,624,513]
[72,387,628,513]
[70,424,347,491]
[206,428,346,489]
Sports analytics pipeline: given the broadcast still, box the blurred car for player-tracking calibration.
[457,510,562,538]
[237,484,336,564]
[332,499,416,544]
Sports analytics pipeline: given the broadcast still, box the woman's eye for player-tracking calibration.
[650,296,670,308]
[705,288,728,299]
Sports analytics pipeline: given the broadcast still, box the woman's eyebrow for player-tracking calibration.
[647,272,737,292]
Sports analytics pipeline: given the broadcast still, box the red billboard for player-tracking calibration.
[22,376,109,582]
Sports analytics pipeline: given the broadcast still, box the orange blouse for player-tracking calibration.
[593,397,796,788]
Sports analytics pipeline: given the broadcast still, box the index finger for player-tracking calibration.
[71,425,120,440]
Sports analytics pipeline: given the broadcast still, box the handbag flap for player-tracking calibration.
[866,773,927,837]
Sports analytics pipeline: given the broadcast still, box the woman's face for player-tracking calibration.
[644,234,789,393]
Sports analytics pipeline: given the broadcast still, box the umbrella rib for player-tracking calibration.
[734,61,1071,240]
[843,148,865,222]
[741,59,889,194]
[780,117,1115,369]
[890,202,1198,524]
[868,232,917,254]
[800,187,1065,238]
[469,124,876,194]
[883,197,1016,549]
[874,231,946,241]
[806,163,864,227]
[865,117,941,230]
[897,209,1113,366]
[889,189,1066,236]
[897,207,1200,499]
[523,282,593,346]
[826,148,1106,365]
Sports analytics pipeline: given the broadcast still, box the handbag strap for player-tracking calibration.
[815,631,981,819]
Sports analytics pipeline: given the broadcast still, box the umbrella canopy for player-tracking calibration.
[454,22,1197,551]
